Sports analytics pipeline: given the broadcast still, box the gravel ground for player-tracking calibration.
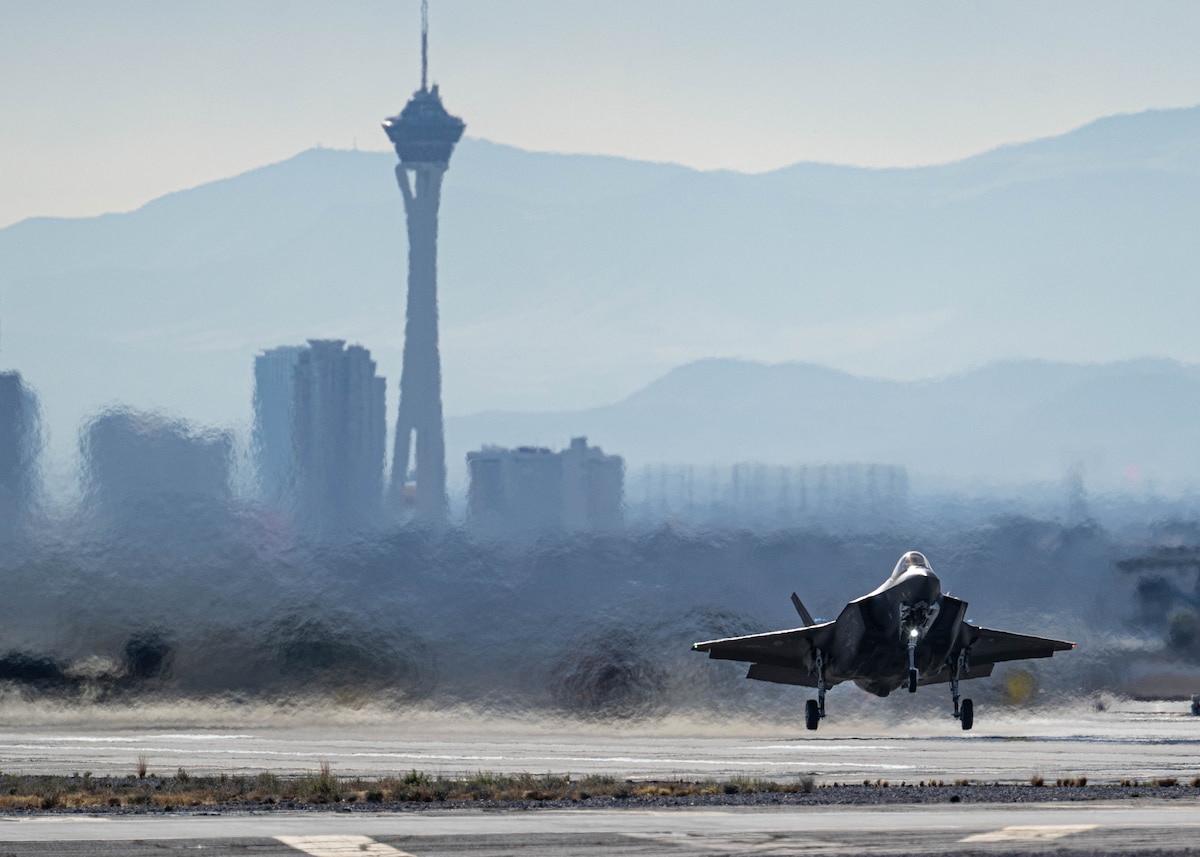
[7,783,1200,816]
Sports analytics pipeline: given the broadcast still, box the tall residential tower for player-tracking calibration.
[0,371,40,526]
[253,341,387,535]
[382,0,464,524]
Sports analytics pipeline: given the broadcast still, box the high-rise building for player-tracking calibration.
[467,437,624,534]
[382,0,464,524]
[81,408,232,514]
[561,437,625,531]
[468,445,563,533]
[253,340,387,534]
[253,345,305,505]
[0,371,40,523]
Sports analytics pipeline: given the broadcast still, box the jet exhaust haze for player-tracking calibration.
[0,468,1188,725]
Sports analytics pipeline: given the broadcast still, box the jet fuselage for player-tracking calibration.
[830,560,960,696]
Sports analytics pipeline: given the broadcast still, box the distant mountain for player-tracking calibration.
[447,357,1200,490]
[2,106,1199,474]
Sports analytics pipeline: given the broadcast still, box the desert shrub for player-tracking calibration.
[290,761,340,803]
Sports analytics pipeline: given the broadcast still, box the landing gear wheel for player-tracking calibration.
[805,699,820,731]
[960,698,974,731]
[908,668,918,693]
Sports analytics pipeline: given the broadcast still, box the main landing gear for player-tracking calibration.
[805,649,827,731]
[908,638,919,693]
[951,648,974,731]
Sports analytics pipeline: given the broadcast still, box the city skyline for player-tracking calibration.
[3,3,1200,498]
[4,104,1200,492]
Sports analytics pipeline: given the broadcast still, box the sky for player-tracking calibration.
[3,0,1200,229]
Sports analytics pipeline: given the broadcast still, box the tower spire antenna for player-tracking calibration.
[420,0,429,91]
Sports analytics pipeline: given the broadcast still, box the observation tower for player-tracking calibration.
[382,0,464,524]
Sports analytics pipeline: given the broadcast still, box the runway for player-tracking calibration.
[1,701,1199,854]
[1,803,1199,854]
[0,700,1195,784]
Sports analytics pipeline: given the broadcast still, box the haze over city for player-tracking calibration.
[1,0,1199,761]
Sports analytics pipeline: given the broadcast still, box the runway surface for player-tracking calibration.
[1,803,1200,854]
[0,700,1195,784]
[2,701,1199,854]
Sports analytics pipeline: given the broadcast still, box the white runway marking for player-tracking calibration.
[630,832,829,852]
[276,834,416,856]
[0,817,112,824]
[960,824,1098,842]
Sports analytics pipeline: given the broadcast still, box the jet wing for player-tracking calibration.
[963,625,1075,665]
[693,622,837,664]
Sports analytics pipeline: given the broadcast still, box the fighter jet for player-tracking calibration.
[692,550,1074,730]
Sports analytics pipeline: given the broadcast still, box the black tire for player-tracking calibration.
[908,669,918,693]
[805,699,820,731]
[961,698,974,730]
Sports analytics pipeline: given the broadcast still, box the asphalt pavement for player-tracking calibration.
[0,700,1196,783]
[2,803,1200,854]
[2,700,1199,854]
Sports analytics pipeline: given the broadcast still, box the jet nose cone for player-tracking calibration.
[919,568,942,597]
[900,567,941,603]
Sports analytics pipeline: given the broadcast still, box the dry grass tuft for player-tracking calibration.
[3,766,1186,810]
[0,795,40,810]
[300,760,340,804]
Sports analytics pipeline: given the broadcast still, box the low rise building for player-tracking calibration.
[467,437,623,534]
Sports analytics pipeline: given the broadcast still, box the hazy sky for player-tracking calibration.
[3,1,1200,229]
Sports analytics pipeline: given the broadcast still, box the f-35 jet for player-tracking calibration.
[692,551,1074,730]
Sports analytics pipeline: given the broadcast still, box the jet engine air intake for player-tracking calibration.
[898,600,939,644]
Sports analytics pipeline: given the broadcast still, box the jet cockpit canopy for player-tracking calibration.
[890,550,932,581]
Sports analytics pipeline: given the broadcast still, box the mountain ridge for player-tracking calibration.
[3,105,1198,483]
[445,356,1200,489]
